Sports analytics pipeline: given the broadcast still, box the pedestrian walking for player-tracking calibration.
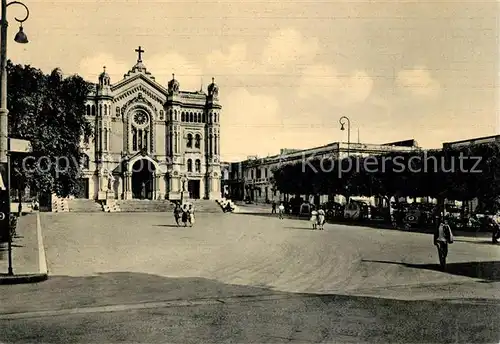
[489,216,500,244]
[434,217,454,271]
[310,209,318,229]
[278,203,285,219]
[188,204,195,226]
[181,203,189,227]
[271,201,276,214]
[317,207,326,230]
[173,203,181,226]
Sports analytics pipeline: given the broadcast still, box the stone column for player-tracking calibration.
[157,173,165,199]
[124,171,133,200]
[155,174,162,199]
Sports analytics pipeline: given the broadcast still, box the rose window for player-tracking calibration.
[134,112,147,126]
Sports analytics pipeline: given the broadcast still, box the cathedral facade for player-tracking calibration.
[79,47,222,201]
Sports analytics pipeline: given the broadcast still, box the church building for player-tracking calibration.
[80,47,222,201]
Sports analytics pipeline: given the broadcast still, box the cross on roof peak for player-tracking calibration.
[135,46,145,62]
[103,66,106,72]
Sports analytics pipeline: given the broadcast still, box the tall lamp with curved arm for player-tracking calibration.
[0,0,29,276]
[339,116,351,157]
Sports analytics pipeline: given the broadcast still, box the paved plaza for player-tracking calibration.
[1,211,499,343]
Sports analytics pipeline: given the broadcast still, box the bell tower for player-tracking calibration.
[205,77,222,199]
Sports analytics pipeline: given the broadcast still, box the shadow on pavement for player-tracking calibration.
[363,260,500,282]
[454,239,496,246]
[0,271,499,343]
[154,224,183,228]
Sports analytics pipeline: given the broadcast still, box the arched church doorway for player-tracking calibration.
[131,159,155,199]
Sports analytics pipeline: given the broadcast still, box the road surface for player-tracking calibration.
[0,212,499,343]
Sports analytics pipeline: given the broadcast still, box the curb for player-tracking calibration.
[0,213,49,286]
[36,212,48,276]
[0,273,48,285]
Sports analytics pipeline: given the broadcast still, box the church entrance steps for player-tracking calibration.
[115,200,175,212]
[52,198,69,212]
[103,199,121,213]
[189,199,224,213]
[67,199,103,213]
[215,198,239,213]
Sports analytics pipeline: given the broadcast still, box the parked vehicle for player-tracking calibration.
[344,200,371,221]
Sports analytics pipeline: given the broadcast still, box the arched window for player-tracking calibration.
[174,110,177,121]
[195,159,201,172]
[187,159,192,172]
[202,114,206,122]
[82,154,90,169]
[103,128,108,150]
[195,134,201,148]
[86,105,90,116]
[194,113,198,123]
[99,104,102,117]
[91,105,96,116]
[189,112,194,122]
[214,135,218,155]
[197,113,201,122]
[181,113,185,122]
[187,133,193,148]
[104,105,108,116]
[209,113,212,123]
[214,113,217,122]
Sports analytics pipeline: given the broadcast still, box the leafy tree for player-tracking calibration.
[7,61,93,199]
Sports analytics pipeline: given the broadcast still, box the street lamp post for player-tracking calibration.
[1,0,30,163]
[0,0,29,276]
[339,116,351,157]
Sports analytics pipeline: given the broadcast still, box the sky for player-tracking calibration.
[6,0,499,161]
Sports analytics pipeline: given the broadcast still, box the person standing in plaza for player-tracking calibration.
[181,203,189,227]
[173,202,181,226]
[317,207,326,230]
[188,204,195,226]
[310,208,318,229]
[278,202,285,219]
[434,217,454,270]
[271,201,276,214]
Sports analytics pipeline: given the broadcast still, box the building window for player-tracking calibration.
[91,105,96,116]
[256,168,261,179]
[82,154,90,169]
[132,127,137,151]
[104,105,108,116]
[251,170,254,179]
[187,159,192,172]
[86,105,90,116]
[214,113,217,123]
[195,134,201,148]
[181,112,185,122]
[116,107,120,117]
[99,105,102,117]
[197,113,201,122]
[195,159,201,172]
[103,128,108,150]
[202,114,206,122]
[264,168,267,178]
[187,133,193,148]
[189,113,194,122]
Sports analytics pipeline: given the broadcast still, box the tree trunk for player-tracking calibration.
[17,188,22,217]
